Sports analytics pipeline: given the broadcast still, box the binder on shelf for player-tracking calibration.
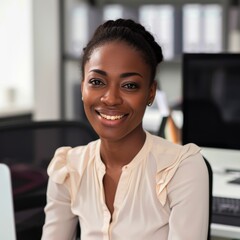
[183,4,202,53]
[228,4,240,52]
[103,4,124,21]
[103,4,138,22]
[71,3,89,56]
[139,5,175,60]
[183,4,223,53]
[70,3,102,57]
[202,4,223,52]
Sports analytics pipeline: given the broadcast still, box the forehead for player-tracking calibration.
[85,41,150,75]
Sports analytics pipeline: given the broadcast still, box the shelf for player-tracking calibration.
[96,0,227,6]
[0,106,33,118]
[59,0,234,120]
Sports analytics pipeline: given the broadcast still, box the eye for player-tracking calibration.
[122,82,139,90]
[88,79,105,86]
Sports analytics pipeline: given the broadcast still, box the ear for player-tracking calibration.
[148,80,157,104]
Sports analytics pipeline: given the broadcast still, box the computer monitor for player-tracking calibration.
[182,53,240,150]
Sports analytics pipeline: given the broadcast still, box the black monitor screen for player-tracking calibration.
[182,53,240,150]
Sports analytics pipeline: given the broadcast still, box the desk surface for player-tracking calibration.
[0,106,32,118]
[202,147,240,199]
[201,147,240,239]
[211,223,240,239]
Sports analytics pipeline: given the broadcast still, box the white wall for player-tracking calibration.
[33,0,60,120]
[0,0,33,110]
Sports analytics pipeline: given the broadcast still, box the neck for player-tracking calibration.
[100,128,146,169]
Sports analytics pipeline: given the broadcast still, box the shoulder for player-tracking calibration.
[146,133,206,206]
[147,132,202,169]
[47,139,99,184]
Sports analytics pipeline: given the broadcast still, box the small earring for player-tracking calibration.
[82,96,84,101]
[147,102,152,107]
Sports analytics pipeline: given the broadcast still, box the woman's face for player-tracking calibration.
[81,41,156,141]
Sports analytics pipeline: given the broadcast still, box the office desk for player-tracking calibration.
[211,223,240,239]
[0,106,32,125]
[201,148,240,239]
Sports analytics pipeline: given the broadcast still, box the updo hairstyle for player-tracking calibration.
[81,18,163,83]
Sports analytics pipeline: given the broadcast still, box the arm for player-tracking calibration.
[41,177,78,240]
[167,153,209,240]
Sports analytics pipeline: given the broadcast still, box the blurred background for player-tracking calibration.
[1,1,240,240]
[0,0,239,133]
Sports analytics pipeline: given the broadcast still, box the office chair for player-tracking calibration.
[0,120,98,240]
[202,157,213,240]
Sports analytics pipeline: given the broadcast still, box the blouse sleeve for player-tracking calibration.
[167,153,209,240]
[41,147,78,240]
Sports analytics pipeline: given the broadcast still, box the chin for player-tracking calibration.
[95,129,125,142]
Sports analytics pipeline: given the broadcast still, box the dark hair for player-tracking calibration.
[81,18,163,83]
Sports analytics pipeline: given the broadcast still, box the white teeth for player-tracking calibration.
[100,113,124,120]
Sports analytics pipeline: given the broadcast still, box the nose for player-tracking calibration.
[100,86,123,106]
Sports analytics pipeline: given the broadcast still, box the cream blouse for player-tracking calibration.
[41,131,209,240]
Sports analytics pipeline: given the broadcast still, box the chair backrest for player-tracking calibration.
[0,163,17,240]
[0,120,98,168]
[0,120,98,240]
[203,157,213,240]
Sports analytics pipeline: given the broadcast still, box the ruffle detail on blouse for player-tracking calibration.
[156,143,201,206]
[47,146,83,202]
[47,146,72,184]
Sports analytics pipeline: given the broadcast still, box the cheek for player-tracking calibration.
[82,94,95,110]
[81,82,88,99]
[126,95,148,112]
[82,87,93,111]
[82,84,96,103]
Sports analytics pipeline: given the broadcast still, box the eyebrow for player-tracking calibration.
[89,69,143,78]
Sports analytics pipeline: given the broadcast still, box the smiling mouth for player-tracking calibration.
[99,113,125,121]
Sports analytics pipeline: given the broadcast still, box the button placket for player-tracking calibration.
[113,167,130,210]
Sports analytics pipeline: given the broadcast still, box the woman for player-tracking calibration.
[41,19,209,240]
